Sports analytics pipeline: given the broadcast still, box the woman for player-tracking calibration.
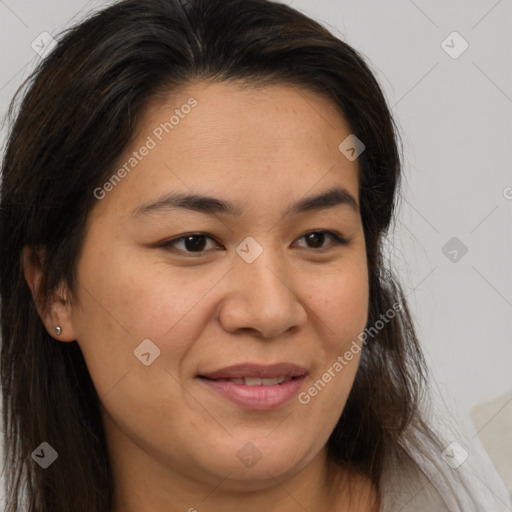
[1,0,509,511]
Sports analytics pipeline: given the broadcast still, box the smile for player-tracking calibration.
[204,376,293,385]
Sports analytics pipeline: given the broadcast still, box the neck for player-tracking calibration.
[109,441,378,512]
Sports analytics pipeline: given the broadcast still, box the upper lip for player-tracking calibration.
[198,363,308,380]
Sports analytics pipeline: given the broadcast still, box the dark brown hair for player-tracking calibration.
[1,0,448,510]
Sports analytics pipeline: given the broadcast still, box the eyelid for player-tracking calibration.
[158,230,351,256]
[158,232,220,254]
[293,230,350,249]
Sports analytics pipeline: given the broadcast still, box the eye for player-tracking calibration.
[159,233,219,254]
[158,230,350,256]
[293,230,350,251]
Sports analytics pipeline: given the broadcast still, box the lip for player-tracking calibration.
[197,375,307,410]
[198,362,308,380]
[196,363,309,410]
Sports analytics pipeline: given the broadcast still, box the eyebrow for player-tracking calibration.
[131,186,359,219]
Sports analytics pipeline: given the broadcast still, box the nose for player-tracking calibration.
[217,244,308,339]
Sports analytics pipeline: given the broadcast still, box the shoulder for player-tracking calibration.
[378,425,512,512]
[378,446,449,512]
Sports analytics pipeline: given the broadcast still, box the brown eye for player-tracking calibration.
[160,233,219,254]
[159,230,349,257]
[294,230,349,250]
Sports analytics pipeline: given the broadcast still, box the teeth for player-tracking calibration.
[223,376,292,385]
[244,377,262,386]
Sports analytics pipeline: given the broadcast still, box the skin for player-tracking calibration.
[25,81,378,511]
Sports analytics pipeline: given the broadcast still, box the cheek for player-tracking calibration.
[70,239,228,396]
[313,256,369,352]
[302,256,369,406]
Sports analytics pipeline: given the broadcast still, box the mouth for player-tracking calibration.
[199,375,299,386]
[198,362,308,380]
[196,363,308,410]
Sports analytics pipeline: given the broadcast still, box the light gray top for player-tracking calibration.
[378,423,512,512]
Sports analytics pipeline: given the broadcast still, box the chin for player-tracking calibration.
[211,461,307,493]
[199,439,315,490]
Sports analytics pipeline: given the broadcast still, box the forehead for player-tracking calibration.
[143,79,353,149]
[91,80,360,220]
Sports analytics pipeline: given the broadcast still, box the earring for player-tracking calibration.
[54,326,62,335]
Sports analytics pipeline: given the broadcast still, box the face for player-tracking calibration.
[60,81,369,491]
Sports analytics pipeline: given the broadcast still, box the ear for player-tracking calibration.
[22,245,77,342]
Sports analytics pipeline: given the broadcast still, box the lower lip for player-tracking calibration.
[197,376,306,410]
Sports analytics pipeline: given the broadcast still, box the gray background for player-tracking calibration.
[1,0,511,504]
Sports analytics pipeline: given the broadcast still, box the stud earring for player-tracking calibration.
[54,326,62,335]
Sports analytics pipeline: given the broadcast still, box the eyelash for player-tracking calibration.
[158,230,350,256]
